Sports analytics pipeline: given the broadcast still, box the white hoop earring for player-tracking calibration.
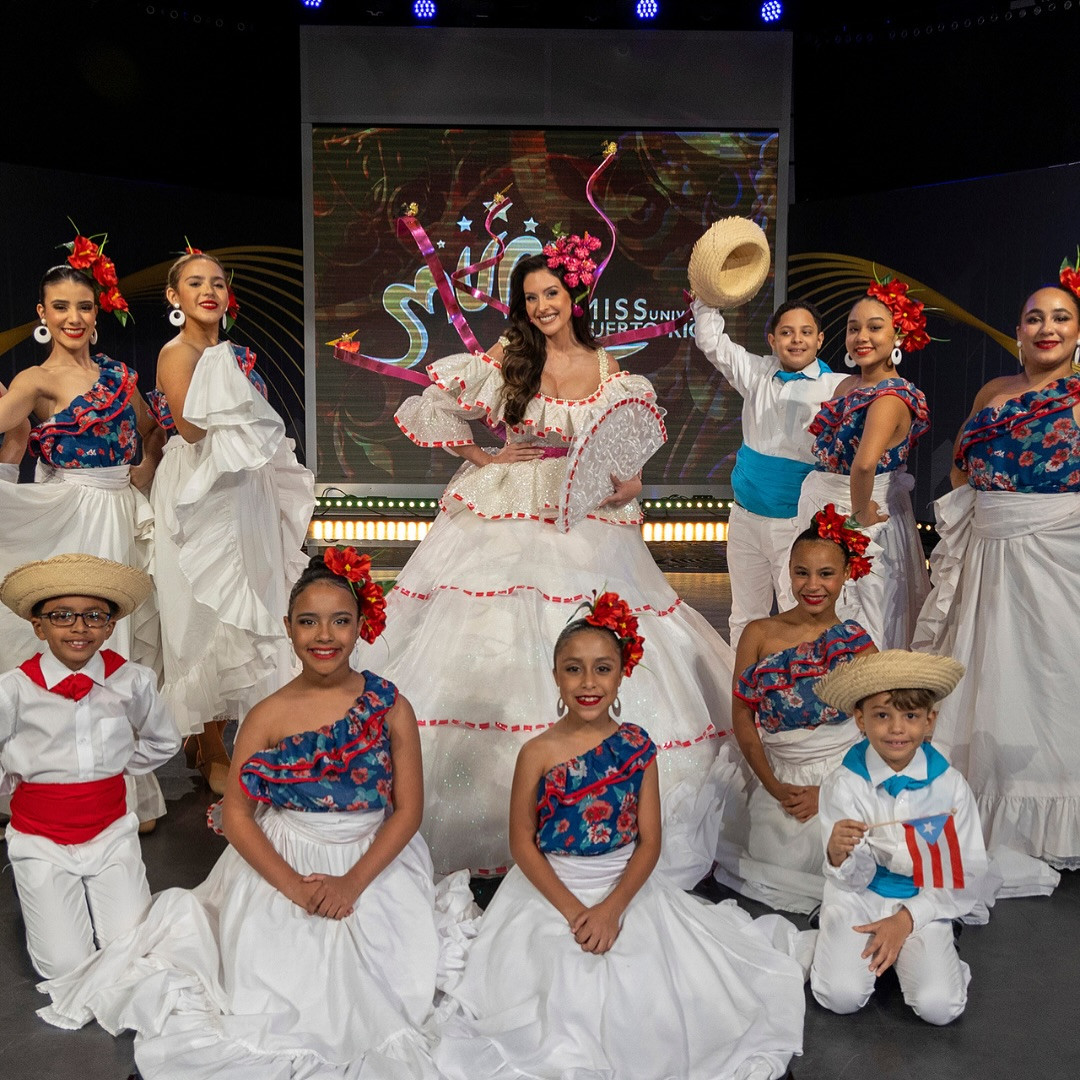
[33,319,52,344]
[1017,341,1025,368]
[556,697,567,718]
[843,353,857,369]
[890,346,903,365]
[90,328,98,345]
[221,311,228,331]
[611,696,622,719]
[1073,344,1080,372]
[168,305,186,327]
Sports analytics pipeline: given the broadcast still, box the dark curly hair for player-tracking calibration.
[501,253,599,426]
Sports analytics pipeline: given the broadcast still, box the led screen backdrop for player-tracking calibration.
[310,126,779,491]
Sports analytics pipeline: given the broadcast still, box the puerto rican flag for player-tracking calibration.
[903,813,965,889]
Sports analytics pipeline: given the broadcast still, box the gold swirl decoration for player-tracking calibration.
[0,245,305,447]
[788,253,1014,356]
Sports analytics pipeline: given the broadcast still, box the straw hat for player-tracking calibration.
[814,650,966,715]
[688,217,772,309]
[0,553,152,621]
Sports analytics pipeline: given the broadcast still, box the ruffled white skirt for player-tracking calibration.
[914,486,1080,871]
[435,845,812,1080]
[708,720,861,914]
[355,509,735,874]
[38,806,476,1079]
[150,343,314,736]
[797,468,930,650]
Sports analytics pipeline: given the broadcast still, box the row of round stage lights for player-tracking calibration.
[298,1,783,20]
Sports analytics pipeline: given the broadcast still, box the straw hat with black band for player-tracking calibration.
[0,553,152,621]
[814,650,966,716]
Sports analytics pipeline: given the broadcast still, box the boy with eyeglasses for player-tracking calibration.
[0,553,178,978]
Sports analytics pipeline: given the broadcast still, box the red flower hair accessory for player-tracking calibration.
[322,546,388,644]
[865,274,928,353]
[1059,247,1080,302]
[814,504,873,580]
[581,590,646,676]
[60,223,131,327]
[543,229,603,316]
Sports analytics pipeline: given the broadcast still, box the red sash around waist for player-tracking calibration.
[10,774,127,844]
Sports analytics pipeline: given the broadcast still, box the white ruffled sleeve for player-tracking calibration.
[394,352,504,451]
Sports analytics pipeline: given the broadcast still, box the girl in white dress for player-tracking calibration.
[435,596,810,1080]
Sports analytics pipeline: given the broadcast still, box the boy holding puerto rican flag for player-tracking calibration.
[808,650,987,1025]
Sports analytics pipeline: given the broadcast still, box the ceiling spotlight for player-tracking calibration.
[413,0,436,18]
[761,0,783,22]
[635,0,659,19]
[301,0,323,7]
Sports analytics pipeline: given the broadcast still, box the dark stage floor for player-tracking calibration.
[2,572,1076,1080]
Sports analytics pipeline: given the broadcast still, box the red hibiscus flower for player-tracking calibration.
[621,633,645,676]
[226,287,240,320]
[324,546,371,583]
[1059,265,1080,299]
[359,580,388,644]
[91,256,118,287]
[814,503,847,544]
[848,556,873,580]
[98,286,129,314]
[67,234,100,269]
[583,799,613,823]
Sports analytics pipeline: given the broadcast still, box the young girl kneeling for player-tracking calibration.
[436,594,811,1080]
[39,549,471,1080]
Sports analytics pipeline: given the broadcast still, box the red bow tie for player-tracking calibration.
[50,673,95,701]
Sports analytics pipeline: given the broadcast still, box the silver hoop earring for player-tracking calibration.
[168,305,186,327]
[556,697,567,718]
[33,319,52,344]
[843,353,857,369]
[611,696,622,718]
[90,328,98,345]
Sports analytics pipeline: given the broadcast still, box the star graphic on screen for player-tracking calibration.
[436,240,446,249]
[523,217,539,233]
[457,216,473,232]
[482,200,511,223]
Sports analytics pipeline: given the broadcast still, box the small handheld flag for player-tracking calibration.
[903,812,964,889]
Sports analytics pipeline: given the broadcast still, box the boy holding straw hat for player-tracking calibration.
[809,649,987,1025]
[0,553,179,978]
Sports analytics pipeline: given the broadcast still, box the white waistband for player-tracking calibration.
[973,489,1080,538]
[267,805,386,844]
[37,463,132,490]
[545,842,635,892]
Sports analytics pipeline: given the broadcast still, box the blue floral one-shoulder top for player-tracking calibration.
[535,723,657,855]
[147,343,268,435]
[810,378,929,475]
[735,620,874,734]
[958,376,1080,493]
[240,671,396,812]
[29,355,139,468]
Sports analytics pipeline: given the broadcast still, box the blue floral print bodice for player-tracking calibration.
[735,620,874,735]
[958,376,1080,493]
[29,355,139,468]
[810,378,929,475]
[536,723,656,855]
[240,671,396,812]
[147,343,268,435]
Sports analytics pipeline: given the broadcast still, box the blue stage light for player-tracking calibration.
[635,0,659,20]
[301,0,323,8]
[760,1,782,22]
[413,0,436,18]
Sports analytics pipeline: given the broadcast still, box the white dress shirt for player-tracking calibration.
[0,649,180,795]
[692,300,847,463]
[818,741,988,930]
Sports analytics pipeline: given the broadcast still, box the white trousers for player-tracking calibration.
[726,504,802,648]
[810,882,970,1025]
[6,811,151,979]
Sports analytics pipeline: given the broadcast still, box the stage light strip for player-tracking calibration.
[308,520,731,543]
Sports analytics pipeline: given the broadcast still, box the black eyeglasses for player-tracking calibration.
[38,610,113,629]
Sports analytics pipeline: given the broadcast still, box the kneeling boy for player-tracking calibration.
[809,650,986,1025]
[0,554,179,978]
